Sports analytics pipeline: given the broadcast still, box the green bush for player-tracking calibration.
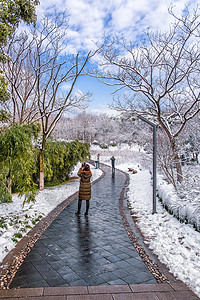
[0,123,40,203]
[39,139,90,185]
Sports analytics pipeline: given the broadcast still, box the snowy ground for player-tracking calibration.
[0,144,200,297]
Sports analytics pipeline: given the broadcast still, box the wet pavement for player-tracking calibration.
[9,164,157,288]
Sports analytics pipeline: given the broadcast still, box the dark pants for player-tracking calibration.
[112,166,115,175]
[77,199,90,214]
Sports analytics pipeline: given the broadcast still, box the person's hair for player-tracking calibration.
[84,164,90,171]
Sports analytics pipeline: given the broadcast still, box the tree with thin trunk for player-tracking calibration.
[1,32,38,124]
[2,10,94,190]
[94,5,200,185]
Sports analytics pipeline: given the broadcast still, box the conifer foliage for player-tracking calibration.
[0,123,40,204]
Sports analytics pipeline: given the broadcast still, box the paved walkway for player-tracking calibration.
[10,164,156,288]
[0,163,199,299]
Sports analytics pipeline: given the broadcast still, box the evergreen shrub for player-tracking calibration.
[39,139,90,186]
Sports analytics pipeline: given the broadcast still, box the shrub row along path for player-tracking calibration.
[1,163,198,299]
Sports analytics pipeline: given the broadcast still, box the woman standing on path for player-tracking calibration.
[76,163,92,217]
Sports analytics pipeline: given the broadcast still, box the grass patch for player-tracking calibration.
[0,217,7,229]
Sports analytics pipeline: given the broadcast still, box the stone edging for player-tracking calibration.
[0,162,105,290]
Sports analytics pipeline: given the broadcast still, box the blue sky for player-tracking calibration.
[35,0,197,116]
[75,76,117,114]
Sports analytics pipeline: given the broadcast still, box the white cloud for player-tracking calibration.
[65,0,105,50]
[110,0,149,31]
[35,0,198,54]
[61,82,72,91]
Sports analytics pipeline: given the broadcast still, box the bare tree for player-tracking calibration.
[1,32,38,124]
[94,5,200,185]
[54,112,103,144]
[53,111,143,148]
[2,10,94,190]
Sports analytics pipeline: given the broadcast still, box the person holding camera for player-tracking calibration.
[75,162,92,217]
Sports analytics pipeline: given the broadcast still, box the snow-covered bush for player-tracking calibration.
[157,164,200,231]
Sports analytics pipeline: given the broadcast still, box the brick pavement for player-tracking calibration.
[0,282,199,299]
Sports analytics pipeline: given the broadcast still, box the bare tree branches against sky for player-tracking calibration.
[33,0,199,114]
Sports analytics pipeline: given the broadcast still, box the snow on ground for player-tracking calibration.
[91,144,200,297]
[125,167,200,297]
[0,163,102,264]
[0,143,200,297]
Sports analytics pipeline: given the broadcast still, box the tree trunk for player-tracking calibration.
[174,153,183,183]
[7,168,12,195]
[39,149,44,190]
[8,177,12,195]
[171,138,183,183]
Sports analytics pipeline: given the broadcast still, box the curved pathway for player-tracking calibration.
[10,164,157,288]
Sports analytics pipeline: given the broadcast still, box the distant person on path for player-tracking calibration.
[97,153,100,168]
[76,163,92,217]
[110,156,116,175]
